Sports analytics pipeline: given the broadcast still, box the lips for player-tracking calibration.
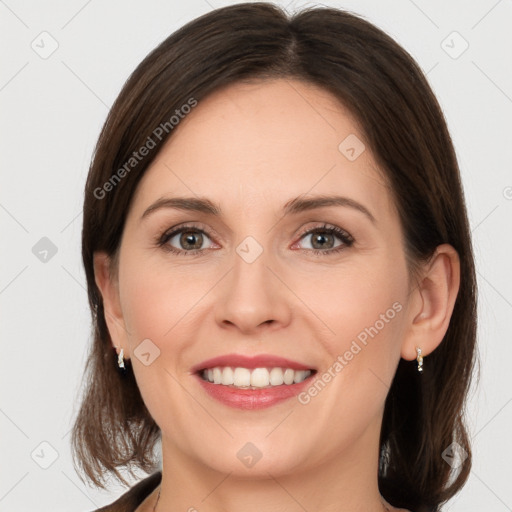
[191,353,317,410]
[191,353,316,373]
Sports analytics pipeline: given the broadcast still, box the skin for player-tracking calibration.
[94,79,460,512]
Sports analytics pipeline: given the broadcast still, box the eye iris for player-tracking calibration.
[311,232,334,250]
[180,231,203,250]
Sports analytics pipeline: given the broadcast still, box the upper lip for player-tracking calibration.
[191,354,316,373]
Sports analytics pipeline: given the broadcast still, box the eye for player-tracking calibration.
[156,222,354,257]
[294,224,354,255]
[158,225,215,255]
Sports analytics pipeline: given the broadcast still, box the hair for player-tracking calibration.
[71,3,478,511]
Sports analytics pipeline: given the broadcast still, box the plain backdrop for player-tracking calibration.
[1,0,511,510]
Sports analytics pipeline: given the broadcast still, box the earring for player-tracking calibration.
[416,347,423,373]
[118,348,125,369]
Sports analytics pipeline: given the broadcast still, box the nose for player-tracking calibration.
[214,244,292,335]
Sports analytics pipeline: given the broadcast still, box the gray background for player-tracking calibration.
[1,0,511,510]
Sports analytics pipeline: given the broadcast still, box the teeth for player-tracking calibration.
[201,367,313,388]
[294,370,308,383]
[250,368,268,387]
[234,367,251,387]
[284,368,295,385]
[222,366,234,384]
[213,367,222,384]
[269,367,284,385]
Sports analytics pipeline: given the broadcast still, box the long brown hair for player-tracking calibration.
[71,4,478,511]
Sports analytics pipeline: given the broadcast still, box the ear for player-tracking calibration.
[401,244,460,361]
[93,251,130,359]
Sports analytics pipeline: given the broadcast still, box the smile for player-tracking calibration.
[200,366,315,389]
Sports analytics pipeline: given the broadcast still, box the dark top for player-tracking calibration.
[92,471,162,512]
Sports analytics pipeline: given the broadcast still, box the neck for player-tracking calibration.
[154,414,391,512]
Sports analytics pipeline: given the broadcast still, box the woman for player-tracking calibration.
[71,3,477,512]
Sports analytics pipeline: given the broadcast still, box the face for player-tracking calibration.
[103,79,414,478]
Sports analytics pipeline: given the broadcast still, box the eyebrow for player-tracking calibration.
[140,194,376,224]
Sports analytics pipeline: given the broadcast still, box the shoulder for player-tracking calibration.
[90,471,162,512]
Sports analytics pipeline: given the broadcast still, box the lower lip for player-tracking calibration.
[195,373,315,410]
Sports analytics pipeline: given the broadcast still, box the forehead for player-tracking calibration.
[129,79,394,221]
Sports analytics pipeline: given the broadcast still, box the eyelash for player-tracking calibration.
[156,223,354,257]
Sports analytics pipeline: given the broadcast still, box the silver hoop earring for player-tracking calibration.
[416,347,423,373]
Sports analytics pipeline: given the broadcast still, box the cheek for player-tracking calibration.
[291,272,406,467]
[297,266,407,436]
[303,256,407,369]
[117,256,207,430]
[119,253,208,341]
[310,259,407,342]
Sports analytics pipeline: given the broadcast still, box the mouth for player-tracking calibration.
[197,366,317,389]
[192,353,317,390]
[192,354,317,409]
